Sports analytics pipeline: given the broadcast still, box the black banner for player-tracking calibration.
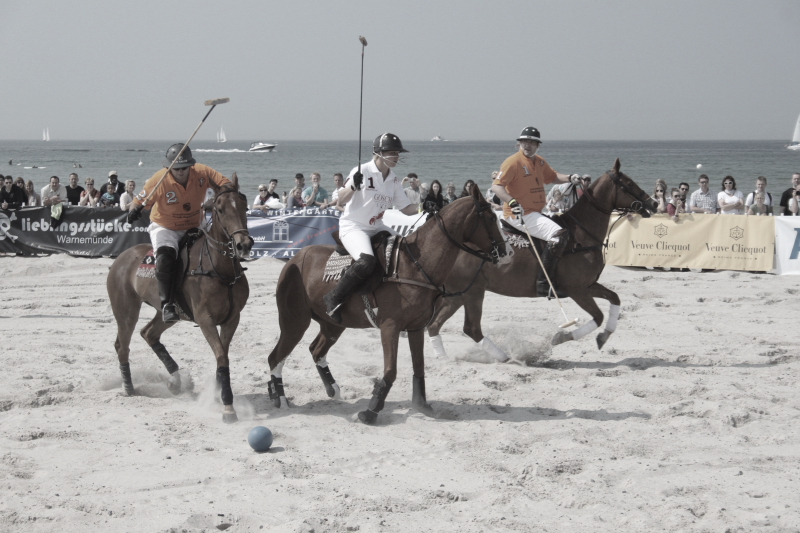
[0,206,151,257]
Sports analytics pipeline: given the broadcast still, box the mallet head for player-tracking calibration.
[359,36,368,47]
[204,97,230,106]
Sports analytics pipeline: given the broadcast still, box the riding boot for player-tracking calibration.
[537,230,569,299]
[155,246,180,323]
[324,253,378,324]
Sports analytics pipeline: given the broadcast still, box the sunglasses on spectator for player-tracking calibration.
[259,188,266,191]
[724,181,733,185]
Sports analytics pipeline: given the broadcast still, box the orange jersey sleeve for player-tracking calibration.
[134,164,231,231]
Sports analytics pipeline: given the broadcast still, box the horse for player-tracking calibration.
[266,185,507,425]
[107,174,253,423]
[426,159,658,359]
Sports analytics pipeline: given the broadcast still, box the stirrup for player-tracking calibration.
[537,280,567,299]
[162,303,180,323]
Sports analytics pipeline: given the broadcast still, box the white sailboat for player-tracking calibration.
[217,126,227,143]
[43,127,50,141]
[789,113,800,151]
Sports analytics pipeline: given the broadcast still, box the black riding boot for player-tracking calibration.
[537,230,569,299]
[324,253,377,324]
[155,246,180,323]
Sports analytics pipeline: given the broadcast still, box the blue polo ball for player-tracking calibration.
[247,426,273,452]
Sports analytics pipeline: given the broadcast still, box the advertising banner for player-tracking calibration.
[774,216,800,275]
[0,206,150,257]
[246,207,341,259]
[605,214,774,271]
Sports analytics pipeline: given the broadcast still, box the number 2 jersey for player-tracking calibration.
[339,159,411,234]
[133,164,231,231]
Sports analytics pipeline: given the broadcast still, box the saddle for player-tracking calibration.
[136,229,203,322]
[325,230,394,295]
[500,219,545,254]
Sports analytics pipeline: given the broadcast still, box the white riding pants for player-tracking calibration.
[339,221,399,259]
[504,211,562,243]
[149,223,187,252]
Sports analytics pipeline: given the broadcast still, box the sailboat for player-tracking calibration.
[43,127,50,141]
[789,113,800,151]
[217,126,227,143]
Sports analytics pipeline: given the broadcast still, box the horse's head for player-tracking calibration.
[210,172,253,260]
[456,184,506,263]
[590,158,658,217]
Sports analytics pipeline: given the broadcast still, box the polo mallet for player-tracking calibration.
[355,36,368,188]
[141,97,230,207]
[518,215,578,329]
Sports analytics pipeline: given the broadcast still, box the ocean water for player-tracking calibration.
[2,140,799,201]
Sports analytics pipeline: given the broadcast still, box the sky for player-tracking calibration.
[2,0,799,142]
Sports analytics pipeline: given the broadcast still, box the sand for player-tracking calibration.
[1,254,798,532]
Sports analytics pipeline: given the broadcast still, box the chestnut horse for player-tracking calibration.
[267,185,506,424]
[426,159,658,359]
[107,175,253,423]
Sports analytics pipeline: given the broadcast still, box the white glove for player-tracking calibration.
[569,174,582,184]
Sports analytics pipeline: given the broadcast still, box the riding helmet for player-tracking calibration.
[163,143,196,169]
[516,127,543,143]
[372,133,409,154]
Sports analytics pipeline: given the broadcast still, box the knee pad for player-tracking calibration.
[351,253,378,279]
[155,246,177,273]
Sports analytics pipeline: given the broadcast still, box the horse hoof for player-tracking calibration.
[414,402,434,417]
[167,373,181,395]
[272,396,289,409]
[123,385,135,396]
[596,331,611,350]
[551,330,572,346]
[222,411,238,424]
[357,409,378,425]
[332,383,342,400]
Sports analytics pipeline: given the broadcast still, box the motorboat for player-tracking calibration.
[431,135,445,141]
[789,113,800,150]
[249,142,276,152]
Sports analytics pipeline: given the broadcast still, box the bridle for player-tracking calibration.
[202,189,252,260]
[434,196,505,264]
[581,169,652,217]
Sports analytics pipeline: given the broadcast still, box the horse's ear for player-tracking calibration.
[613,158,621,173]
[230,172,239,190]
[472,182,485,202]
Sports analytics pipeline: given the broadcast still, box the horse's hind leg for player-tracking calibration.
[585,283,621,349]
[408,329,433,416]
[267,290,313,409]
[310,321,345,400]
[110,279,141,396]
[140,313,181,394]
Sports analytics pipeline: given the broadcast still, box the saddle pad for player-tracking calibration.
[503,232,531,248]
[322,235,398,283]
[136,250,157,278]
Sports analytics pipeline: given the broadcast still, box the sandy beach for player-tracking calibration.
[1,254,798,532]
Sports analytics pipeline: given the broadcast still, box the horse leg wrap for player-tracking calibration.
[119,363,134,396]
[367,379,392,413]
[215,367,233,406]
[316,363,338,399]
[268,376,288,408]
[571,319,599,341]
[479,337,509,363]
[151,342,179,374]
[429,335,447,358]
[605,304,621,333]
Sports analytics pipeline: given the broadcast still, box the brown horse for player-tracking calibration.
[426,159,658,359]
[107,174,253,423]
[267,185,507,424]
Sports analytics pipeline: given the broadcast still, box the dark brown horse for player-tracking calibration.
[267,185,507,424]
[426,159,658,359]
[107,174,253,423]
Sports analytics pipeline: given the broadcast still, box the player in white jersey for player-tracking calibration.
[324,133,421,323]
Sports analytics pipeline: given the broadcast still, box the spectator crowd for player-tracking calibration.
[1,171,136,211]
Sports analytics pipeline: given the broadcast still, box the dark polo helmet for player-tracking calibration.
[373,133,408,154]
[163,143,196,169]
[516,126,543,143]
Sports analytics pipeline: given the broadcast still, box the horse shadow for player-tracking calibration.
[237,393,650,426]
[532,357,781,371]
